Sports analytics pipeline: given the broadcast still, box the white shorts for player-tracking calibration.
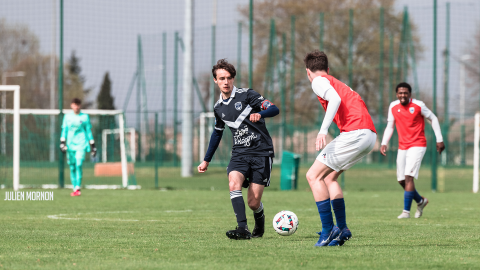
[316,129,376,172]
[396,147,426,181]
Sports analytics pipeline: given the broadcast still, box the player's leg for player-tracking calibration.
[74,150,86,195]
[247,183,265,238]
[306,159,340,246]
[399,147,427,218]
[67,150,78,195]
[226,157,251,240]
[327,129,376,246]
[397,149,407,189]
[397,149,422,204]
[407,147,428,218]
[397,149,411,218]
[247,156,272,238]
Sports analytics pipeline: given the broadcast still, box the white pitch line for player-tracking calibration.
[47,210,193,222]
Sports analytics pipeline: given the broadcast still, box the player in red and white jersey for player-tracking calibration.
[304,51,377,247]
[381,82,445,219]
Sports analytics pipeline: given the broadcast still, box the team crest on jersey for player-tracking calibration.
[235,102,242,111]
[409,107,415,114]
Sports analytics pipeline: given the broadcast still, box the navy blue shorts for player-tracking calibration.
[227,156,273,188]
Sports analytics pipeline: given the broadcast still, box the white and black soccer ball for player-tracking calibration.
[272,210,299,236]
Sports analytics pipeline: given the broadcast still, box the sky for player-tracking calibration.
[1,0,479,122]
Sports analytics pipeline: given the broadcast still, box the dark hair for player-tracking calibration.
[71,98,82,105]
[212,58,236,79]
[395,82,412,93]
[304,50,328,72]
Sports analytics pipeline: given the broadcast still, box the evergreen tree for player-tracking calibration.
[67,50,92,108]
[97,72,115,109]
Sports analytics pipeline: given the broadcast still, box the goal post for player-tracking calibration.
[0,106,134,190]
[0,85,20,191]
[474,112,479,193]
[102,127,136,163]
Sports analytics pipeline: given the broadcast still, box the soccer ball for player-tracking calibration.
[272,210,299,236]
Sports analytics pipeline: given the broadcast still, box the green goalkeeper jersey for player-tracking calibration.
[61,112,94,152]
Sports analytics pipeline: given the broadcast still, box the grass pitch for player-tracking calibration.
[1,167,479,269]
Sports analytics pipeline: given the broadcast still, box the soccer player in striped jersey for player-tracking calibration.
[60,98,96,196]
[304,51,377,246]
[197,59,279,240]
[381,82,445,219]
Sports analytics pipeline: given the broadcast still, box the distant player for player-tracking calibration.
[381,82,444,219]
[60,98,96,196]
[198,59,279,240]
[304,51,377,246]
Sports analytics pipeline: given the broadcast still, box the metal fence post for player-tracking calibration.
[432,0,438,191]
[174,32,179,166]
[58,0,64,188]
[155,112,158,188]
[248,0,253,88]
[388,35,394,168]
[237,22,242,85]
[379,7,385,163]
[443,2,450,165]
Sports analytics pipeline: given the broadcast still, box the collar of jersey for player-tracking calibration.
[219,86,237,105]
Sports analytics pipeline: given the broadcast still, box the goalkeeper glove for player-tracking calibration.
[90,140,97,158]
[60,138,67,153]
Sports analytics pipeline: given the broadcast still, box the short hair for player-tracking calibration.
[212,58,236,79]
[395,82,412,93]
[304,50,328,72]
[71,98,82,105]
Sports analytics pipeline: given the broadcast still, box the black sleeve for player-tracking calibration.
[204,129,223,162]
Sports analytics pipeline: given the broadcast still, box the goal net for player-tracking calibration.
[0,88,136,190]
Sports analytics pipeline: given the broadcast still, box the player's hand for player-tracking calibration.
[380,145,387,156]
[316,133,327,151]
[198,161,209,173]
[90,141,97,158]
[436,142,445,154]
[60,140,67,153]
[249,113,261,123]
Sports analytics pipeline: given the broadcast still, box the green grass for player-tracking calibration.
[1,167,479,269]
[2,164,475,192]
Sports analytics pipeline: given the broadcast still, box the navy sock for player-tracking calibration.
[413,190,422,204]
[331,198,347,230]
[316,199,334,234]
[404,191,415,212]
[230,190,247,228]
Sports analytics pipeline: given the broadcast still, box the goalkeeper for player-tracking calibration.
[60,98,96,196]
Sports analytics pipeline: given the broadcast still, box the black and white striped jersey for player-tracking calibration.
[214,87,275,158]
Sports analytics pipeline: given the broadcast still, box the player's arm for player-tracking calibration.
[60,115,68,153]
[198,112,225,173]
[246,89,279,123]
[420,102,445,154]
[85,115,97,157]
[311,77,341,150]
[380,103,396,156]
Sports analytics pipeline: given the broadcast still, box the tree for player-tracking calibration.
[97,72,115,110]
[0,18,39,77]
[67,51,92,108]
[238,0,421,123]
